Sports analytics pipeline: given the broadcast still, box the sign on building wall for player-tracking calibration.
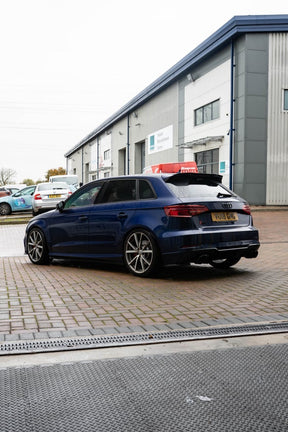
[147,125,173,155]
[219,160,228,174]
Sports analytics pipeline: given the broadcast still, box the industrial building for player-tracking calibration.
[65,15,288,205]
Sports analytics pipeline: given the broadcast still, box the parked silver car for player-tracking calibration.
[32,182,72,216]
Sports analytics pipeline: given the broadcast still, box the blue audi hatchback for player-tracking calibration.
[24,173,260,277]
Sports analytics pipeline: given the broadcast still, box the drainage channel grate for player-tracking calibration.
[1,321,288,355]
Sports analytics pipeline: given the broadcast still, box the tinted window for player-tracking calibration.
[139,180,156,199]
[101,180,136,203]
[65,183,103,208]
[166,182,234,199]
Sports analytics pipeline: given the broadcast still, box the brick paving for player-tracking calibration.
[0,210,287,341]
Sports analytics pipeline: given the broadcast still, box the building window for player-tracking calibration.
[104,149,110,160]
[195,149,219,174]
[284,89,288,110]
[195,99,220,126]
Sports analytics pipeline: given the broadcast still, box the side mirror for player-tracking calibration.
[56,201,65,213]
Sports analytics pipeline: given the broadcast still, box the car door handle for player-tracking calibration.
[118,212,128,219]
[78,216,88,222]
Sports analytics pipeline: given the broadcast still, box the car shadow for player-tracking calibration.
[50,259,250,282]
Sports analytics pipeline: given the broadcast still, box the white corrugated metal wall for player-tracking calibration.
[267,33,288,205]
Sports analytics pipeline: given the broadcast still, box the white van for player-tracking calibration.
[49,175,79,191]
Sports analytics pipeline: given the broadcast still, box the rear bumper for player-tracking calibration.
[33,204,56,214]
[162,242,260,265]
[160,226,260,265]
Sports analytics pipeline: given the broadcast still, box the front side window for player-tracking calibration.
[15,186,35,197]
[65,182,104,208]
[195,99,220,126]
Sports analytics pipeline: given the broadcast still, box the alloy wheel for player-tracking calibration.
[124,230,158,277]
[27,228,49,264]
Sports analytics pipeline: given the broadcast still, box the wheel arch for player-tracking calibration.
[26,220,52,252]
[122,224,161,254]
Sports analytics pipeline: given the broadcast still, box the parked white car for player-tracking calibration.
[32,182,72,216]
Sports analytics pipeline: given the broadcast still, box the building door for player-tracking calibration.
[85,163,89,184]
[118,148,126,175]
[135,141,145,173]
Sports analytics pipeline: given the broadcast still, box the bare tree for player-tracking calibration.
[0,168,16,185]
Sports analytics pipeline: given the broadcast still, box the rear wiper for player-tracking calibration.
[217,192,232,198]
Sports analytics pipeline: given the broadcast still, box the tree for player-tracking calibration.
[0,168,16,185]
[45,167,66,181]
[22,178,35,186]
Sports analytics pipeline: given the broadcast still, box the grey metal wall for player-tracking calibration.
[233,34,269,205]
[267,33,288,205]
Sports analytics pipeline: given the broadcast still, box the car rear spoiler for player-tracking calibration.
[164,172,223,185]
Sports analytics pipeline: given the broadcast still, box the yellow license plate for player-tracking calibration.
[211,212,238,222]
[48,194,61,198]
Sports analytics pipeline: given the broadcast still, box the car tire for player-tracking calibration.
[123,229,159,277]
[0,203,12,215]
[27,227,50,265]
[209,256,241,269]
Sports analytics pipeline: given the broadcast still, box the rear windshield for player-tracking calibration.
[166,182,234,199]
[38,183,68,191]
[50,176,77,185]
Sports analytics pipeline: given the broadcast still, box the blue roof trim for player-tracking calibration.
[65,15,288,157]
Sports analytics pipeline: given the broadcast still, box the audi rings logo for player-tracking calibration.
[222,203,232,209]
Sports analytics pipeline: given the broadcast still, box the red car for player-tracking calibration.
[0,187,19,198]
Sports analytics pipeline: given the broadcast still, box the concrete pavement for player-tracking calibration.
[0,210,287,343]
[1,210,288,431]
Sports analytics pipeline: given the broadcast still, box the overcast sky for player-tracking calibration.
[0,0,287,183]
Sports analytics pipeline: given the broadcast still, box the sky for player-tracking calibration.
[0,0,287,183]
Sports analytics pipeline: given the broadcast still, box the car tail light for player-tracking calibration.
[242,204,251,215]
[164,204,209,217]
[68,191,72,196]
[34,194,42,200]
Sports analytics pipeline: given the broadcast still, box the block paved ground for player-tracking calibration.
[0,210,287,341]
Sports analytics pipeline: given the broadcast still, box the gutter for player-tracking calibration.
[229,39,235,190]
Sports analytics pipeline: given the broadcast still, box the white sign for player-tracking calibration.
[147,125,173,155]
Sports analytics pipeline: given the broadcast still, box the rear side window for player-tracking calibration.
[139,180,156,199]
[101,180,136,203]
